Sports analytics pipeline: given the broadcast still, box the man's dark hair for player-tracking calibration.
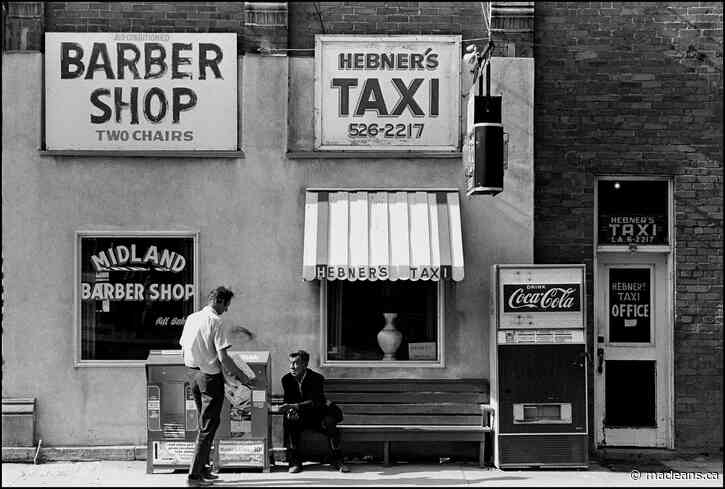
[289,350,310,365]
[208,286,234,305]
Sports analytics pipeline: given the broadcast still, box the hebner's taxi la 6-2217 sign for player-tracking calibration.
[44,33,237,151]
[315,35,461,151]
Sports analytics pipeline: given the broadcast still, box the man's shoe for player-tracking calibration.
[201,471,219,480]
[187,476,213,486]
[335,462,350,473]
[288,464,302,473]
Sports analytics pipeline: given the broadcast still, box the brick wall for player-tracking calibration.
[3,2,44,51]
[3,2,287,52]
[534,1,723,451]
[288,2,489,54]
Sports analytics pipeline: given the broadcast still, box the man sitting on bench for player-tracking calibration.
[280,350,350,474]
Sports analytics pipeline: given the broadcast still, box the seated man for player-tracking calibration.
[280,350,349,473]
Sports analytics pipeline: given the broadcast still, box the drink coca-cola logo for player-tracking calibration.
[503,283,581,313]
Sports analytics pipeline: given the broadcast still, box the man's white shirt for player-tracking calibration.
[179,305,231,374]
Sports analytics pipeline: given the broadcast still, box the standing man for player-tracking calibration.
[280,350,349,473]
[180,286,254,486]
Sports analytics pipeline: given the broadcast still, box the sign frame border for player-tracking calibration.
[314,34,461,152]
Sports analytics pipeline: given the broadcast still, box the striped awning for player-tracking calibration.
[302,190,464,281]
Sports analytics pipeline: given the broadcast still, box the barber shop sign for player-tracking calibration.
[314,35,460,151]
[44,33,237,151]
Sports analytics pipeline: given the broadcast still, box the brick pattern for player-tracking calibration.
[534,2,723,451]
[288,2,489,54]
[3,2,287,52]
[2,2,44,51]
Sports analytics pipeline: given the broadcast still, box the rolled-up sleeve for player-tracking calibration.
[213,318,232,352]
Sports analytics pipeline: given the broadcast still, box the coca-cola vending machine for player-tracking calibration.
[490,265,588,468]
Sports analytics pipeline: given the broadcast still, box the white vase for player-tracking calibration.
[377,312,402,361]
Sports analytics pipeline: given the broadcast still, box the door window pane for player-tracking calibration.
[597,180,668,245]
[609,268,651,343]
[605,360,656,427]
[327,280,438,362]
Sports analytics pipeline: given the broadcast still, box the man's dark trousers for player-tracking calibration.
[284,412,343,465]
[187,368,224,478]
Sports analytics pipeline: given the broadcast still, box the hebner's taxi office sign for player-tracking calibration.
[44,33,237,151]
[314,35,460,151]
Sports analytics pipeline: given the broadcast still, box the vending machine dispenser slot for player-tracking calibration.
[513,403,572,424]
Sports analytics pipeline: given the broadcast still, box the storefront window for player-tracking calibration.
[597,179,669,246]
[326,280,440,362]
[76,232,197,364]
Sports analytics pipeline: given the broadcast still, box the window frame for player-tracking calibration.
[319,279,446,368]
[73,229,200,368]
[594,175,673,253]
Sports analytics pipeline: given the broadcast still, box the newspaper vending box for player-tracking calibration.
[490,265,588,469]
[145,350,272,474]
[215,350,272,472]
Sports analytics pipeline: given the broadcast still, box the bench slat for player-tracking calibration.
[338,424,490,431]
[336,429,488,443]
[343,414,483,425]
[325,380,487,393]
[327,392,488,404]
[338,403,483,415]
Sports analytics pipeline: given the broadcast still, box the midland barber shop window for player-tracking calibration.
[597,179,670,247]
[324,280,443,365]
[75,231,198,366]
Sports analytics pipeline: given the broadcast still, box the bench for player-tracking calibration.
[274,379,494,467]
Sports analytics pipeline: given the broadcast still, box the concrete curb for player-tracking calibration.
[2,446,146,463]
[593,448,721,463]
[5,445,721,468]
[3,445,293,464]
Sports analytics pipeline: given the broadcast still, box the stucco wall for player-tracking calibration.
[2,52,533,445]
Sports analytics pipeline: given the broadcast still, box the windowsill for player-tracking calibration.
[39,150,245,158]
[74,360,146,368]
[287,151,462,159]
[596,245,671,253]
[321,361,445,368]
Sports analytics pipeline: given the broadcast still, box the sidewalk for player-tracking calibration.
[2,457,722,487]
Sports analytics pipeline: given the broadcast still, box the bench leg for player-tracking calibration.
[479,439,486,468]
[383,441,391,466]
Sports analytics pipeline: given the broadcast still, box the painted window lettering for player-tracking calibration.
[80,282,194,301]
[90,244,187,272]
[607,216,659,244]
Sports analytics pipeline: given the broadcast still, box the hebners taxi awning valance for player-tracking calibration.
[302,190,464,281]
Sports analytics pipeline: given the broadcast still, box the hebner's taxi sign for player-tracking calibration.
[314,35,460,151]
[44,33,237,151]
